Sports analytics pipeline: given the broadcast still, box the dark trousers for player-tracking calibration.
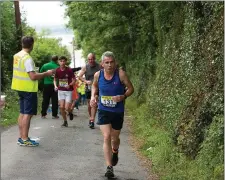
[77,93,86,105]
[41,84,58,117]
[78,93,82,104]
[81,94,86,105]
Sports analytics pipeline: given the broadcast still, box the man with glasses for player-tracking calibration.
[78,53,101,129]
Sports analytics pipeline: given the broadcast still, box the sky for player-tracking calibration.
[20,1,85,68]
[20,1,67,26]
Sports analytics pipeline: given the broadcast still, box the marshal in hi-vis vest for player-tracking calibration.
[11,50,38,92]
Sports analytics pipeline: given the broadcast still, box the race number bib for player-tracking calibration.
[59,79,68,87]
[101,96,117,107]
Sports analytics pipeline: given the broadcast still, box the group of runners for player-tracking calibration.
[11,36,134,178]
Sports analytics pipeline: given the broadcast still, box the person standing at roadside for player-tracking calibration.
[90,51,134,178]
[54,56,76,127]
[78,53,101,129]
[11,36,55,146]
[40,55,59,119]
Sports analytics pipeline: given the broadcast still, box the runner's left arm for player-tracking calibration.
[69,77,76,86]
[69,69,76,86]
[119,69,134,100]
[90,71,100,107]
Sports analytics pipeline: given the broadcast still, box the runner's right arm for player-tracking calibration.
[78,66,87,83]
[78,66,92,85]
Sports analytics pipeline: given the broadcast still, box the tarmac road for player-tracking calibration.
[1,105,149,180]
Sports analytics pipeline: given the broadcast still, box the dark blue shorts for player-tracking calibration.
[18,91,37,115]
[97,109,124,130]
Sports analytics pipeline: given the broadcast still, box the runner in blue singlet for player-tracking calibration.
[90,51,134,178]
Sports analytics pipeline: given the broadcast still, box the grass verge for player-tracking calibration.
[0,90,43,127]
[125,98,223,180]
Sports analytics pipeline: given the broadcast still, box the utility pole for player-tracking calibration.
[72,37,75,68]
[14,1,22,50]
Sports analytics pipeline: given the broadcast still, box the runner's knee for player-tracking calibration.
[103,134,111,142]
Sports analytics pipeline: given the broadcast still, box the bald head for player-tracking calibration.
[87,53,96,66]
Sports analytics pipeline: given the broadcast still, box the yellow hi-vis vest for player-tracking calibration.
[11,50,38,92]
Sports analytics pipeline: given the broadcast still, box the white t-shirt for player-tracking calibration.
[24,58,35,72]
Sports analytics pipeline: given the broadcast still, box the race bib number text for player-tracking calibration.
[101,96,117,107]
[59,79,68,87]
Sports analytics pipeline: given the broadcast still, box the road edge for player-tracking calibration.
[124,114,159,180]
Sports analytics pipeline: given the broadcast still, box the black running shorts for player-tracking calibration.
[97,109,124,130]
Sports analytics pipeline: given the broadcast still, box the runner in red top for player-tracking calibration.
[54,56,75,127]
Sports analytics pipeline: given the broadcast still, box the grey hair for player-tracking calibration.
[101,51,115,62]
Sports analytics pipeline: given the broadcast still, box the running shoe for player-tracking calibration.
[52,115,59,119]
[17,137,36,145]
[89,121,95,129]
[69,113,74,121]
[18,138,39,147]
[61,121,68,127]
[105,166,114,178]
[112,150,119,166]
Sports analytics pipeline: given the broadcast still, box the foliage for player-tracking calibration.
[65,2,224,179]
[31,29,71,69]
[0,90,19,127]
[0,2,71,126]
[0,2,70,91]
[0,90,43,127]
[64,2,138,62]
[0,1,18,90]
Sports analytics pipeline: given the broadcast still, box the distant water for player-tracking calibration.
[46,34,73,46]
